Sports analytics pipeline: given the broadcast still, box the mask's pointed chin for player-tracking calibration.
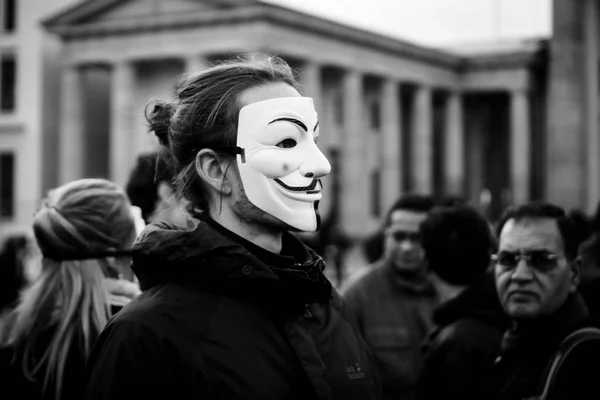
[287,210,318,232]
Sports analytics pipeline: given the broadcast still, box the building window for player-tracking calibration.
[369,100,381,130]
[333,91,344,125]
[1,0,16,33]
[1,54,16,112]
[370,169,381,217]
[0,152,15,218]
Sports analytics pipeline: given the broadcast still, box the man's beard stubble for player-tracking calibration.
[231,176,293,232]
[230,165,321,234]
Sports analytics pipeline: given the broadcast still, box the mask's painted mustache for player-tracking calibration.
[274,178,319,192]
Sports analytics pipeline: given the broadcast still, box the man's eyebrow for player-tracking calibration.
[313,119,319,132]
[269,117,307,132]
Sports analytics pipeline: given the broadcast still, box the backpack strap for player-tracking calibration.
[534,327,600,400]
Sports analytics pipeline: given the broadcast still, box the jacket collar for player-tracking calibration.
[131,216,332,313]
[501,293,591,356]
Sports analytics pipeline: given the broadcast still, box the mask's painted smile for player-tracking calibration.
[272,178,323,202]
[274,178,319,192]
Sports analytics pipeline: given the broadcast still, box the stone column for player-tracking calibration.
[584,0,599,211]
[185,54,208,74]
[381,78,401,211]
[110,60,136,188]
[510,89,531,204]
[59,65,84,184]
[545,0,586,208]
[444,91,464,194]
[411,85,433,193]
[300,61,322,111]
[341,70,368,236]
[300,61,326,148]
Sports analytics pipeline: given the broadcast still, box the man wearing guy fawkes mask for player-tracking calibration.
[234,96,329,233]
[85,69,382,400]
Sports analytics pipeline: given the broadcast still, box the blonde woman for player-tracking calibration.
[0,178,141,400]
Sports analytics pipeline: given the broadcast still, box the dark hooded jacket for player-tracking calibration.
[579,236,600,323]
[416,272,510,400]
[84,217,382,400]
[485,293,600,400]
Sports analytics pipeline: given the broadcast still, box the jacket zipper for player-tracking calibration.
[301,304,326,370]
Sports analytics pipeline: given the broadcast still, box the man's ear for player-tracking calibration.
[570,257,582,292]
[195,149,231,195]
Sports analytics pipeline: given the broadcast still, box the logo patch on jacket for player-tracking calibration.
[345,363,365,380]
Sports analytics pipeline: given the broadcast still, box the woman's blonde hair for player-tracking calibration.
[3,178,136,398]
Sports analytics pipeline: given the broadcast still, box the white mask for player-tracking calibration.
[234,97,331,232]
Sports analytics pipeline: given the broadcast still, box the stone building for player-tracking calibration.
[1,0,598,239]
[546,0,600,213]
[0,0,78,237]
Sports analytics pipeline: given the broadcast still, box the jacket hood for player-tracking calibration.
[132,219,266,283]
[433,271,510,330]
[131,218,332,312]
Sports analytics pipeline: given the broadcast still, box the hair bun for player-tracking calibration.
[145,101,176,147]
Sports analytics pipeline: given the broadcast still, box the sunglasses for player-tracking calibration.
[388,230,421,243]
[491,250,563,272]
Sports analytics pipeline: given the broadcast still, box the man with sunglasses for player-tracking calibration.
[341,194,438,400]
[486,202,600,400]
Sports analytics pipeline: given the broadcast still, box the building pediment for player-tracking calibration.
[45,0,541,70]
[93,0,223,24]
[44,0,257,27]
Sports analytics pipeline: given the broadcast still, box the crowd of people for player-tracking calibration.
[1,54,600,399]
[343,194,600,400]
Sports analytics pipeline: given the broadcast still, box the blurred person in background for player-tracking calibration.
[417,204,509,400]
[84,55,381,400]
[360,194,468,267]
[0,178,141,400]
[341,194,437,400]
[125,149,188,226]
[0,234,32,333]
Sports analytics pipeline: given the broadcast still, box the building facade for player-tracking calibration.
[0,0,78,237]
[546,0,600,211]
[1,0,595,240]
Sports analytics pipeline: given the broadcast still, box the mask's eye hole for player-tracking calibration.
[276,139,297,149]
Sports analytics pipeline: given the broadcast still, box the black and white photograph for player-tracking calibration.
[1,0,599,399]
